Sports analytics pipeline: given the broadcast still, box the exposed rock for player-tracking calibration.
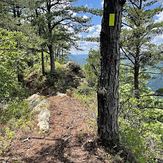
[0,103,8,111]
[26,94,50,132]
[38,109,50,132]
[27,94,40,102]
[27,94,44,109]
[33,99,49,113]
[66,89,73,97]
[57,92,67,97]
[0,103,4,110]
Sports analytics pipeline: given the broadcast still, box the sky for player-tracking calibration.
[70,0,163,55]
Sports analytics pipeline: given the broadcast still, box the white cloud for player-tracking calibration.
[71,41,99,55]
[87,24,101,37]
[153,10,163,44]
[72,12,77,17]
[101,0,104,7]
[152,34,163,45]
[84,4,88,8]
[83,15,89,19]
[155,11,163,22]
[70,24,101,55]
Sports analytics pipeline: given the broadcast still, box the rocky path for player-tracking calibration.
[2,95,114,163]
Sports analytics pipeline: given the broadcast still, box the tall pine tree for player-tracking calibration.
[121,0,163,98]
[97,0,126,146]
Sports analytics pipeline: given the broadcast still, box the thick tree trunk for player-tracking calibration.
[134,63,140,98]
[48,44,55,75]
[46,1,55,75]
[133,43,140,99]
[41,49,45,75]
[97,0,124,147]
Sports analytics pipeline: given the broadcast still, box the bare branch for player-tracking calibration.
[121,47,135,64]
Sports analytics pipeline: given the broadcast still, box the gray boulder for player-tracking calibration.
[26,94,50,132]
[38,109,50,132]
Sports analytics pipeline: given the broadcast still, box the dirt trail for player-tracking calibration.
[2,96,113,163]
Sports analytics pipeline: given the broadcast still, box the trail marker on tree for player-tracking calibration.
[109,13,115,26]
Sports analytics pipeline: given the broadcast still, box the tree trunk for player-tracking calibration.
[133,43,140,99]
[97,0,125,147]
[46,2,55,75]
[17,61,24,84]
[41,49,45,75]
[48,44,55,75]
[134,63,140,98]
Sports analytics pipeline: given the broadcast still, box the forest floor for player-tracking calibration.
[1,95,119,163]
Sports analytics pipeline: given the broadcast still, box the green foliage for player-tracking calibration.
[119,114,162,163]
[0,127,15,155]
[156,88,163,96]
[53,61,84,92]
[82,50,163,162]
[76,83,95,95]
[25,61,84,94]
[121,0,163,90]
[0,100,32,155]
[0,28,29,102]
[0,63,25,102]
[119,118,147,162]
[84,49,100,87]
[0,100,30,124]
[119,83,163,162]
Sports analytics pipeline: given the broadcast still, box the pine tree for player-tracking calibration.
[121,0,163,98]
[28,0,90,75]
[97,0,126,146]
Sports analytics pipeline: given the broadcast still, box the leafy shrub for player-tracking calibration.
[0,62,27,102]
[119,116,162,163]
[65,61,83,76]
[77,84,94,95]
[0,100,30,124]
[0,100,32,155]
[84,49,100,88]
[156,88,163,95]
[119,84,163,162]
[0,28,28,102]
[0,127,15,155]
[54,61,84,92]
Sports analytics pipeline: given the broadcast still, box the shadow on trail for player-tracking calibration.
[23,138,72,163]
[22,135,106,163]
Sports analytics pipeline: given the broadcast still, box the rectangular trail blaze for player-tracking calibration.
[109,13,115,26]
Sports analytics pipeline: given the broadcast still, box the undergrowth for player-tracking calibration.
[73,84,163,163]
[0,100,33,155]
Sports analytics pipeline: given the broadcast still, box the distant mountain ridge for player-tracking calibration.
[69,54,87,65]
[68,54,163,91]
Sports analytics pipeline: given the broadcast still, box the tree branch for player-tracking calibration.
[121,47,135,64]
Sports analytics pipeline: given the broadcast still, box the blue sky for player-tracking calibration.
[73,0,102,26]
[70,0,163,55]
[70,0,102,55]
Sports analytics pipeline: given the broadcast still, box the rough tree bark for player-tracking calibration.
[41,48,45,75]
[47,1,55,75]
[97,0,125,147]
[48,44,55,75]
[134,60,140,99]
[134,44,140,99]
[13,4,24,83]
